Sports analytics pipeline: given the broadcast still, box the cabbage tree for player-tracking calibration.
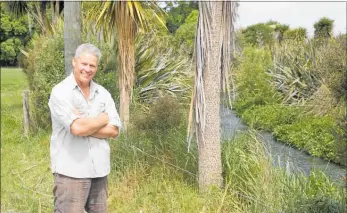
[89,1,165,131]
[188,1,238,190]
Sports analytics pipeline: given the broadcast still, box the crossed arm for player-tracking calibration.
[70,113,119,139]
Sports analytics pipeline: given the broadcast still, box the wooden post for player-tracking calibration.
[23,90,30,136]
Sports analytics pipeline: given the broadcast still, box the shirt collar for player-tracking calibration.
[68,73,99,94]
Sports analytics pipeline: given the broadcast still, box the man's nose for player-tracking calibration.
[84,65,92,72]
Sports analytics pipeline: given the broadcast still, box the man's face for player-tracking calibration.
[72,52,98,86]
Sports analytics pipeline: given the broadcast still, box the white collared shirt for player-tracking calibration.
[48,74,121,178]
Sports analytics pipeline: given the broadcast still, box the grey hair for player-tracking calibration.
[74,43,102,62]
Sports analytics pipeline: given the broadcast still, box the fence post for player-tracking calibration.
[23,90,30,136]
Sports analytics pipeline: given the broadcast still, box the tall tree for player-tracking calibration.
[188,1,238,190]
[314,17,334,39]
[64,2,81,76]
[92,1,165,131]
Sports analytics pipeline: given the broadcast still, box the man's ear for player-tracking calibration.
[72,57,76,67]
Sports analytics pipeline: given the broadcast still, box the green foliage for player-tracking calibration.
[273,116,341,162]
[222,131,274,208]
[283,27,307,41]
[134,31,192,103]
[269,39,321,104]
[292,196,345,213]
[316,35,347,102]
[314,17,334,39]
[165,1,198,34]
[222,131,345,212]
[242,23,274,47]
[241,105,304,131]
[266,20,289,42]
[132,95,184,138]
[0,2,31,65]
[115,96,197,183]
[23,30,65,130]
[174,9,198,55]
[233,47,281,114]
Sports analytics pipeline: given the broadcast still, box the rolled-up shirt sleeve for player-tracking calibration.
[48,88,79,133]
[105,92,122,130]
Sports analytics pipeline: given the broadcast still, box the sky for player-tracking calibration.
[237,1,346,37]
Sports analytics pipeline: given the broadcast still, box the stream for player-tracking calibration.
[220,106,346,185]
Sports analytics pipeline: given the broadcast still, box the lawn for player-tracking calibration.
[1,67,53,212]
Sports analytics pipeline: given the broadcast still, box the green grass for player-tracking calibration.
[1,67,53,212]
[1,67,346,213]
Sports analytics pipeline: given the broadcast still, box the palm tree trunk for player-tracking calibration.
[117,2,136,131]
[118,30,135,131]
[198,2,223,190]
[119,86,131,131]
[64,2,82,76]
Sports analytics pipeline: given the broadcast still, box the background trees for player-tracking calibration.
[164,1,198,34]
[314,17,334,39]
[0,2,30,66]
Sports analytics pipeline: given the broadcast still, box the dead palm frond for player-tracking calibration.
[220,1,239,108]
[187,1,212,150]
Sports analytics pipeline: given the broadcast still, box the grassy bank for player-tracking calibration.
[1,68,346,212]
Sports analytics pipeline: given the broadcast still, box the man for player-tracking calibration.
[48,43,121,212]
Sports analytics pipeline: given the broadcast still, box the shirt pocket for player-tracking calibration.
[72,93,88,117]
[98,101,106,113]
[89,100,106,117]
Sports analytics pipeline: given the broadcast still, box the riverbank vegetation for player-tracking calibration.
[232,34,347,166]
[1,1,347,212]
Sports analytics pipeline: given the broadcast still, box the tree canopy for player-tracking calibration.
[314,17,334,39]
[165,1,198,34]
[0,2,31,66]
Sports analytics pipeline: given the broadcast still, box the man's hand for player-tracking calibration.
[70,113,109,137]
[97,112,109,124]
[91,124,119,139]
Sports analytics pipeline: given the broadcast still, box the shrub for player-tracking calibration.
[132,95,184,138]
[316,35,347,102]
[233,47,281,115]
[241,104,304,131]
[273,116,341,162]
[23,30,66,130]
